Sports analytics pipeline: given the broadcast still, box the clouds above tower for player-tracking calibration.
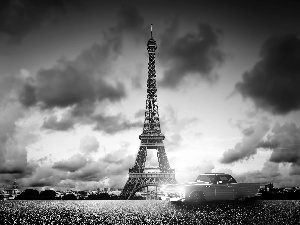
[0,0,82,44]
[109,5,147,50]
[15,4,147,136]
[158,20,225,88]
[236,33,300,115]
[16,4,150,113]
[19,43,125,110]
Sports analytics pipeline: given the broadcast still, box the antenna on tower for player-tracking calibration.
[150,24,153,38]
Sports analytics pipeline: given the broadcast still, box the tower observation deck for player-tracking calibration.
[120,24,177,200]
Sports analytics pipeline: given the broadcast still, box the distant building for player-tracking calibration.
[284,187,293,193]
[265,183,274,192]
[109,190,122,196]
[1,180,21,200]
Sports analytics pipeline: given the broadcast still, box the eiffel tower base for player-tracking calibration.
[120,174,177,200]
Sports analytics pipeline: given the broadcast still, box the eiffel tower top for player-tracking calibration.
[140,24,163,138]
[147,24,157,51]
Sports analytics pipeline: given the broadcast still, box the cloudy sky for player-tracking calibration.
[1,0,300,190]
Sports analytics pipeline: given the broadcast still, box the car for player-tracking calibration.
[162,173,260,203]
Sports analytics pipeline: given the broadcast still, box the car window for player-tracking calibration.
[210,176,217,184]
[195,175,212,183]
[219,176,228,181]
[216,175,237,183]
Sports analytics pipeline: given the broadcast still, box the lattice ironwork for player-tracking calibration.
[130,146,147,173]
[120,25,176,200]
[121,176,177,200]
[142,25,161,135]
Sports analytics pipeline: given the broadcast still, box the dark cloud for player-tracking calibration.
[41,109,142,134]
[21,164,66,188]
[0,103,37,184]
[260,122,300,165]
[42,115,74,131]
[0,0,76,44]
[56,149,133,185]
[19,44,125,109]
[290,165,300,176]
[27,144,135,189]
[93,113,142,134]
[29,179,57,188]
[241,127,255,136]
[108,5,146,53]
[117,5,144,32]
[158,20,225,88]
[66,155,132,184]
[222,120,300,182]
[17,5,148,134]
[233,161,281,184]
[0,74,18,102]
[220,121,270,164]
[66,145,134,185]
[52,154,87,172]
[17,6,147,132]
[232,160,300,187]
[236,33,300,115]
[18,80,36,107]
[0,73,41,187]
[0,164,35,175]
[68,161,103,182]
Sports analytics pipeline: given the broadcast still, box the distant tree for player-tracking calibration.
[62,193,77,200]
[132,195,145,200]
[110,194,119,200]
[15,189,39,200]
[39,190,56,200]
[87,193,111,200]
[256,189,300,200]
[77,191,88,200]
[99,193,111,200]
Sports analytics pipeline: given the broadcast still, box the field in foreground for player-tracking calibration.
[1,200,299,224]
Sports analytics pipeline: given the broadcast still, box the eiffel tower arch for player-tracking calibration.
[120,25,177,200]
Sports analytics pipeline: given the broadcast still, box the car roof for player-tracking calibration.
[199,173,230,176]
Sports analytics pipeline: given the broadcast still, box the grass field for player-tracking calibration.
[1,200,299,224]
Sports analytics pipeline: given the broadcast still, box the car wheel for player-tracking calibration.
[189,191,206,203]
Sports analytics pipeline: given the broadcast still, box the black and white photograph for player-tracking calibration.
[0,0,300,224]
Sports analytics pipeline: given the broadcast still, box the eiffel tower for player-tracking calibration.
[120,25,177,200]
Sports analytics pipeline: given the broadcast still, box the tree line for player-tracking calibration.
[3,189,144,200]
[10,189,121,200]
